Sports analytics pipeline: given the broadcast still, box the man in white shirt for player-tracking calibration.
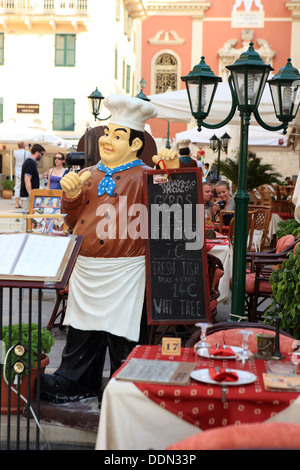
[14,141,30,208]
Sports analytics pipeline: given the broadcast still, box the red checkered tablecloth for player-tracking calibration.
[123,345,299,431]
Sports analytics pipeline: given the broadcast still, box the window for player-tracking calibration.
[126,65,131,94]
[77,0,87,11]
[0,34,4,65]
[115,0,121,21]
[114,47,118,80]
[122,59,126,90]
[124,8,129,35]
[154,53,178,94]
[53,99,75,131]
[44,0,54,9]
[55,34,76,67]
[0,98,3,123]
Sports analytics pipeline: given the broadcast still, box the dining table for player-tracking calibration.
[96,344,300,450]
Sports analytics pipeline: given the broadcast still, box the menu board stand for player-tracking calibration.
[143,168,210,343]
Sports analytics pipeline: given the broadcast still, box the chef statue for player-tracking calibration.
[40,94,184,403]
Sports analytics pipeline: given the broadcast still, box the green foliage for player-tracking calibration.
[1,178,15,191]
[218,151,281,192]
[264,245,300,339]
[1,323,54,381]
[276,219,300,239]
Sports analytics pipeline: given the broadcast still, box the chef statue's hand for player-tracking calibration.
[152,149,180,169]
[60,171,91,199]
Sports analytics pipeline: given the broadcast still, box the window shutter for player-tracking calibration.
[66,34,76,66]
[53,99,75,131]
[0,34,4,65]
[55,35,65,66]
[64,99,75,131]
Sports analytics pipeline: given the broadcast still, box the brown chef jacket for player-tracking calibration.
[61,163,151,258]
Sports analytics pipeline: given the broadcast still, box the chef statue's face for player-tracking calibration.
[99,124,143,168]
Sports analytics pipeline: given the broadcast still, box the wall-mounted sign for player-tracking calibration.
[16,104,40,114]
[231,0,264,28]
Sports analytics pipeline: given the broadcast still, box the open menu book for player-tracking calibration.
[116,358,196,386]
[0,233,76,282]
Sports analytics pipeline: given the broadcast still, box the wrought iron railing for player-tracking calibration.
[0,286,46,450]
[0,0,88,15]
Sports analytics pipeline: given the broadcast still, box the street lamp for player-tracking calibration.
[136,78,150,101]
[87,87,111,121]
[181,42,300,321]
[209,132,231,180]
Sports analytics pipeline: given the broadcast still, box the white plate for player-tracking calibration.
[197,345,243,360]
[190,368,257,386]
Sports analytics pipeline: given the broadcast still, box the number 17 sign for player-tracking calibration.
[161,337,182,356]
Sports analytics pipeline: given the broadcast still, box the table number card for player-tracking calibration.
[162,337,181,356]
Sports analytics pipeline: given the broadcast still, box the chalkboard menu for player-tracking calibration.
[143,168,210,325]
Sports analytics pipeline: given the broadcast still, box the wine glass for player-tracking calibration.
[194,322,212,356]
[236,329,254,364]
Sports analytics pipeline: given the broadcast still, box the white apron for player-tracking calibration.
[63,255,146,342]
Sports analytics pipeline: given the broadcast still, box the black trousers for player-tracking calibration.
[55,301,149,395]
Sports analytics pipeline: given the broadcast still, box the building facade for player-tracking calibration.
[141,0,300,177]
[0,0,146,175]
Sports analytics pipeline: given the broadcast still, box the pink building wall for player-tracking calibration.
[142,0,293,142]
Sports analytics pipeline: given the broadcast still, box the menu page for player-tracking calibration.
[0,233,27,275]
[0,233,75,280]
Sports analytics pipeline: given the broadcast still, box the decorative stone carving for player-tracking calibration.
[148,30,185,45]
[218,38,275,80]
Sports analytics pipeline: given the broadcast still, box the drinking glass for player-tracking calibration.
[236,329,254,363]
[194,322,212,355]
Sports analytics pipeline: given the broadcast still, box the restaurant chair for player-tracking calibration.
[244,235,299,321]
[247,205,272,251]
[166,422,300,450]
[273,199,294,219]
[47,285,68,331]
[185,321,296,354]
[222,210,258,251]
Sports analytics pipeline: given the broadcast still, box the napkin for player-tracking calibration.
[211,345,235,356]
[209,367,239,382]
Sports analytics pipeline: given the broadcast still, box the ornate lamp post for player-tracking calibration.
[181,42,300,321]
[209,132,231,180]
[136,78,150,101]
[87,87,111,121]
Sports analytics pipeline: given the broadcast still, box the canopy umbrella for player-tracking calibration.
[0,119,72,178]
[149,82,283,127]
[175,125,288,147]
[148,89,193,148]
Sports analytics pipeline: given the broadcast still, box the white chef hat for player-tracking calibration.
[103,94,158,132]
[176,139,191,150]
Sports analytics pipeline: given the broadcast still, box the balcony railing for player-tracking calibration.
[0,0,88,16]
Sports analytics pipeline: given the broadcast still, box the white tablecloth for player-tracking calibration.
[292,171,300,223]
[209,244,233,305]
[96,378,200,450]
[267,213,283,241]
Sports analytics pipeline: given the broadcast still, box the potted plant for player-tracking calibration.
[264,244,300,339]
[276,219,300,239]
[1,178,15,199]
[218,151,281,191]
[1,323,55,414]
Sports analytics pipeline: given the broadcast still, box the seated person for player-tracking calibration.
[203,182,214,210]
[212,180,235,226]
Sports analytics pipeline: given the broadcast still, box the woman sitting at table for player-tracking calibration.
[213,180,235,226]
[46,153,68,190]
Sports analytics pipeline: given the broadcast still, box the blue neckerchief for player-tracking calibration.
[97,159,144,196]
[180,157,192,166]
